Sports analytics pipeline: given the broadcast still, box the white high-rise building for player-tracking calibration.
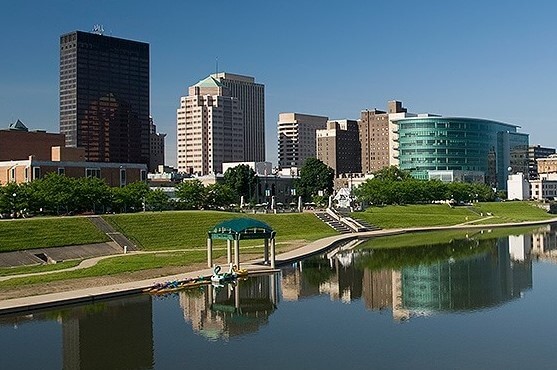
[177,76,244,175]
[211,73,265,162]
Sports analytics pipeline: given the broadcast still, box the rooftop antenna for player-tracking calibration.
[92,24,105,35]
[215,57,219,75]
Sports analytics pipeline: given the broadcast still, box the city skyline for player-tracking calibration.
[2,1,557,167]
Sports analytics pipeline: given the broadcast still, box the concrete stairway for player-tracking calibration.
[314,212,352,233]
[87,216,139,251]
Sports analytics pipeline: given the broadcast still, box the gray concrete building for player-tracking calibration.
[149,117,166,173]
[211,73,265,162]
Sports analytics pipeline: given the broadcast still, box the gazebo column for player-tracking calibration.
[207,238,213,268]
[227,240,232,264]
[234,239,240,268]
[264,239,269,264]
[270,237,276,269]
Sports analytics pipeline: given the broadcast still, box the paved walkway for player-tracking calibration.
[1,217,556,315]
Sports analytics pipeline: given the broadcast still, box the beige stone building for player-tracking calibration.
[278,113,328,169]
[316,119,361,175]
[211,73,265,162]
[177,76,244,175]
[537,154,557,174]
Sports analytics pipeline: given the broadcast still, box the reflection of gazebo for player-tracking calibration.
[207,218,277,268]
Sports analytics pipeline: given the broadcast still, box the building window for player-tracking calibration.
[9,167,16,182]
[85,168,101,178]
[140,169,147,182]
[58,168,65,176]
[33,167,41,180]
[24,167,29,182]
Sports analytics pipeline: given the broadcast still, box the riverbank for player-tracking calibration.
[1,217,555,316]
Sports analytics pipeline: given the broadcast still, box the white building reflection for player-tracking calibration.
[179,274,278,340]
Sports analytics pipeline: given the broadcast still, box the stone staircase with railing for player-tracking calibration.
[319,208,382,233]
[314,211,353,233]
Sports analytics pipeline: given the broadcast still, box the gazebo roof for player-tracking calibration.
[208,217,275,240]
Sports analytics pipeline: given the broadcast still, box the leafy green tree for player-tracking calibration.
[0,182,27,216]
[29,173,78,214]
[296,158,334,201]
[204,183,235,209]
[373,166,412,181]
[112,181,149,213]
[75,177,112,213]
[145,189,169,211]
[175,180,206,210]
[223,164,258,202]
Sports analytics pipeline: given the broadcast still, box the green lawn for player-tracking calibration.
[104,211,337,251]
[0,251,209,288]
[0,261,81,277]
[468,201,553,224]
[353,204,479,228]
[353,202,555,229]
[0,217,109,252]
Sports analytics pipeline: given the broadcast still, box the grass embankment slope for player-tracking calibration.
[105,211,336,251]
[0,217,108,253]
[354,202,554,229]
[0,212,336,288]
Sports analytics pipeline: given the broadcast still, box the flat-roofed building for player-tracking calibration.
[316,119,361,175]
[211,73,265,162]
[359,100,416,173]
[0,120,65,161]
[60,30,150,165]
[278,113,328,169]
[0,146,146,187]
[529,145,556,179]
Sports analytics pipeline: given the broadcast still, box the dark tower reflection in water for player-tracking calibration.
[62,295,153,370]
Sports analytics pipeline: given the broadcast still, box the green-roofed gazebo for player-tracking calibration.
[207,218,277,269]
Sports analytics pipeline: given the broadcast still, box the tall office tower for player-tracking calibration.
[277,113,328,169]
[149,117,166,172]
[359,100,414,173]
[316,119,361,175]
[528,145,556,179]
[176,76,244,175]
[59,30,150,165]
[211,73,265,161]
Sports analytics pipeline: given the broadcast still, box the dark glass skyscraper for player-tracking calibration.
[60,31,150,165]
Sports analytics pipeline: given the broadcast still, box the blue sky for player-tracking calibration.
[1,0,557,166]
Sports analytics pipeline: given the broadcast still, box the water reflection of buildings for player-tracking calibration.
[531,224,557,261]
[0,295,154,370]
[179,275,278,340]
[282,235,534,321]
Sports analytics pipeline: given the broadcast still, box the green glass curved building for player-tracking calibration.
[394,116,528,189]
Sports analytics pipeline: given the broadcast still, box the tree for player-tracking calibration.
[296,158,334,201]
[145,189,169,211]
[373,166,412,181]
[223,164,258,202]
[204,183,236,209]
[75,177,112,213]
[112,181,149,213]
[29,173,78,214]
[175,180,206,210]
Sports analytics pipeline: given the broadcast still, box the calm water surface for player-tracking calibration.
[3,226,557,369]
